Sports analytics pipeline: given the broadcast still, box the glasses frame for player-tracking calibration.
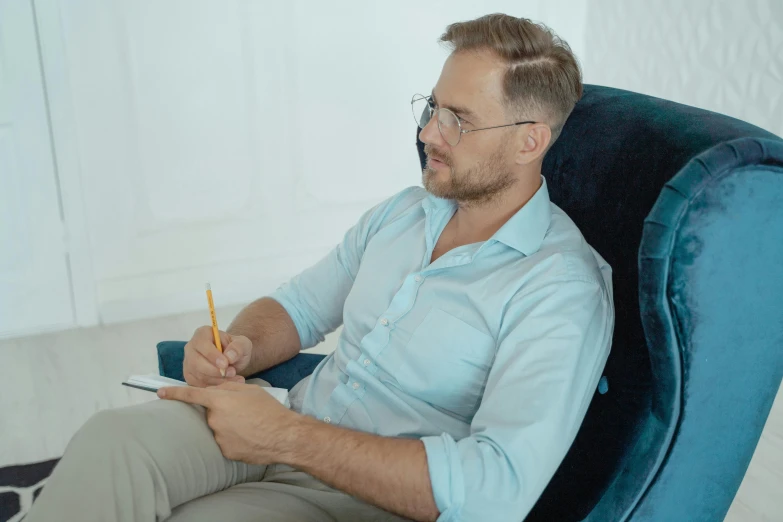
[411,94,537,147]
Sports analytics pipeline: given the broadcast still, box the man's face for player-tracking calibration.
[420,50,519,203]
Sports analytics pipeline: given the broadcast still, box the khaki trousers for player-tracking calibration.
[25,381,411,522]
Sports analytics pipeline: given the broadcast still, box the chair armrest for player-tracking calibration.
[156,340,326,390]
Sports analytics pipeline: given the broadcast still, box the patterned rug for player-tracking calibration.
[0,460,59,522]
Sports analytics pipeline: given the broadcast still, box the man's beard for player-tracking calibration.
[422,140,517,205]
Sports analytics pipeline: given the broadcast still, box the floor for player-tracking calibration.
[0,305,780,521]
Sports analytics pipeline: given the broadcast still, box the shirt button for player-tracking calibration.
[323,416,331,424]
[363,358,371,366]
[352,382,360,390]
[415,275,422,282]
[380,318,389,326]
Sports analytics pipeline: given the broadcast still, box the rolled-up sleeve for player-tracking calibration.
[270,187,422,350]
[421,278,614,521]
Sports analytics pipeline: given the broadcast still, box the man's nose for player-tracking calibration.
[418,114,445,148]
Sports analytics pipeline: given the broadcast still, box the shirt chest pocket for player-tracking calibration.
[393,308,496,419]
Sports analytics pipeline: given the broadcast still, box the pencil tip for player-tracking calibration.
[205,282,211,291]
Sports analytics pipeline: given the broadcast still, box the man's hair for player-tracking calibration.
[440,13,582,148]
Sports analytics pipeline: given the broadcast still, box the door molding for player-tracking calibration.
[33,0,99,328]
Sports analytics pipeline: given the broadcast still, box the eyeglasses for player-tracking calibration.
[411,94,536,147]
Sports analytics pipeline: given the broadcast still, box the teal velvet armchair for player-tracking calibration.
[159,85,783,521]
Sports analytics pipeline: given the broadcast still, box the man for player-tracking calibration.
[28,13,613,522]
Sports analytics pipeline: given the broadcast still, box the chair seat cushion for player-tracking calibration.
[156,341,326,390]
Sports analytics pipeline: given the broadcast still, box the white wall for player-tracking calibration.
[5,1,781,336]
[25,0,587,333]
[581,0,783,137]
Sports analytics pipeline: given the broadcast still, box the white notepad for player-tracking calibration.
[122,374,291,408]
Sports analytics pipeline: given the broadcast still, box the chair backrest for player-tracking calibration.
[416,84,783,521]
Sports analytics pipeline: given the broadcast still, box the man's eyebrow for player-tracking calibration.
[430,90,478,121]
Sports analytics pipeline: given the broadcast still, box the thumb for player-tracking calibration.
[223,335,251,365]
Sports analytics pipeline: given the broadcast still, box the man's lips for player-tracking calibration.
[427,155,448,168]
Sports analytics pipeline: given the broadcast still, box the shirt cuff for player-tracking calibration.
[421,433,465,522]
[269,286,317,349]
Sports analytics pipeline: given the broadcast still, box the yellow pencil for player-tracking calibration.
[205,283,225,377]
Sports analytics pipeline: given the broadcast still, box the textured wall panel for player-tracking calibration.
[583,0,783,137]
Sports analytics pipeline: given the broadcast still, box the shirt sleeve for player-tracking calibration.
[270,187,423,350]
[421,277,614,521]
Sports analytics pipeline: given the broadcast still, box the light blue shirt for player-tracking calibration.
[271,178,614,521]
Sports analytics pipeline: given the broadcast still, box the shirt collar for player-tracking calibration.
[421,176,552,256]
[493,177,551,255]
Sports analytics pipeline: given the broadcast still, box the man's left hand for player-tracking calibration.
[158,382,301,465]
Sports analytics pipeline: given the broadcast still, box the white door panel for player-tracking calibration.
[54,0,375,321]
[0,0,74,337]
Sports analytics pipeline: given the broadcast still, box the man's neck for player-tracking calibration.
[451,173,542,243]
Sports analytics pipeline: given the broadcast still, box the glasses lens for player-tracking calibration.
[437,108,461,146]
[411,96,431,129]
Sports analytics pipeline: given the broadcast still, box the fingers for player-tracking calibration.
[218,330,233,351]
[184,351,245,387]
[159,379,248,404]
[190,346,224,377]
[222,367,246,381]
[158,385,213,406]
[192,325,232,351]
[213,332,235,370]
[183,362,223,387]
[185,327,247,387]
[190,326,230,369]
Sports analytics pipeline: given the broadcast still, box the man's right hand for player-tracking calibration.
[183,326,254,387]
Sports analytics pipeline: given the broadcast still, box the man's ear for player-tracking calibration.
[514,123,552,165]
